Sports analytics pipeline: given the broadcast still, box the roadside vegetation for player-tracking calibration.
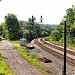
[10,40,49,75]
[45,5,75,50]
[0,50,16,75]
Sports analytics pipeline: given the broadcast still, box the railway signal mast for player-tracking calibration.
[31,15,43,23]
[20,15,43,46]
[31,15,43,38]
[40,15,43,23]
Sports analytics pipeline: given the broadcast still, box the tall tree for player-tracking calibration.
[65,5,75,26]
[50,5,75,44]
[5,13,20,40]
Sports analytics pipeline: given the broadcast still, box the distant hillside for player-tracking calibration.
[40,24,57,29]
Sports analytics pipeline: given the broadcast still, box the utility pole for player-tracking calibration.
[63,19,67,75]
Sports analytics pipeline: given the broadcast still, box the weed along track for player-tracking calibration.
[34,38,75,66]
[41,38,75,56]
[0,40,43,75]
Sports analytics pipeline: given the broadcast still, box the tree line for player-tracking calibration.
[0,13,51,41]
[50,5,75,45]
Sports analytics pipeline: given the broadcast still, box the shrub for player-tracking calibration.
[51,30,61,41]
[0,51,2,57]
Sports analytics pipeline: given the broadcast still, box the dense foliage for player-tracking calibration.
[4,13,20,40]
[0,25,3,35]
[0,22,6,38]
[48,5,75,46]
[0,14,51,41]
[19,20,51,41]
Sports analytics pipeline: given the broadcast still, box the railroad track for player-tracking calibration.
[34,38,75,66]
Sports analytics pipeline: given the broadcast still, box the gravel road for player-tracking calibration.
[0,40,43,75]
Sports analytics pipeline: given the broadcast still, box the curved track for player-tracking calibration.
[34,38,75,66]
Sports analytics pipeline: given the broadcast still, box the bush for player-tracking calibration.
[51,30,61,41]
[0,51,2,57]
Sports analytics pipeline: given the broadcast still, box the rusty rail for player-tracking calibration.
[34,38,75,66]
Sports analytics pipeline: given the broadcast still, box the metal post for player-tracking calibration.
[31,15,36,38]
[23,22,24,38]
[63,20,66,75]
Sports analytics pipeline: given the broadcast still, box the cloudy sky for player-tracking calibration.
[0,0,75,24]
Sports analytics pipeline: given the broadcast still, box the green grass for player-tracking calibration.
[45,37,75,51]
[10,40,48,75]
[45,37,63,46]
[0,51,16,75]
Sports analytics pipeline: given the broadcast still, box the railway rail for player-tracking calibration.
[34,38,75,66]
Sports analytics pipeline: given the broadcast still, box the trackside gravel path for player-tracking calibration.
[0,40,43,75]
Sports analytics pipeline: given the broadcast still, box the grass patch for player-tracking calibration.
[45,37,75,51]
[45,37,63,46]
[10,40,48,75]
[0,51,16,75]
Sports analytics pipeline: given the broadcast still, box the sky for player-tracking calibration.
[0,0,75,24]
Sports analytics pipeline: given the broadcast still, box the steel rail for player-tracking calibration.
[34,38,75,66]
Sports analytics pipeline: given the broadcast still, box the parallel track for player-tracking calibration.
[40,38,75,56]
[34,38,75,66]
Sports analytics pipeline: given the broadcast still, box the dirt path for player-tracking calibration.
[0,40,43,75]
